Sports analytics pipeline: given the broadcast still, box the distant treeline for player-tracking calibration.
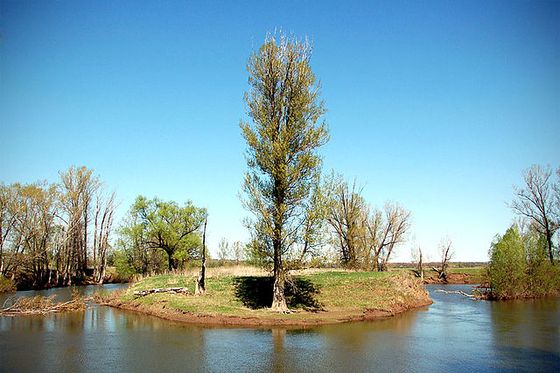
[389,262,488,268]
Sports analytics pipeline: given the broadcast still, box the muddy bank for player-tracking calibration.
[423,272,480,285]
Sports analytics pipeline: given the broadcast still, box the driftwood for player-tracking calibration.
[435,289,476,298]
[133,287,190,298]
[0,295,86,316]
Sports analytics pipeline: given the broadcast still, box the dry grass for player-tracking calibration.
[1,290,86,316]
[129,265,268,283]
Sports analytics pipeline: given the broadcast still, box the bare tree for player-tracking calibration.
[511,165,559,264]
[217,238,230,262]
[411,246,424,281]
[369,203,411,271]
[195,216,208,295]
[58,166,99,283]
[325,175,367,268]
[0,185,19,276]
[93,191,115,283]
[433,238,453,282]
[232,241,244,264]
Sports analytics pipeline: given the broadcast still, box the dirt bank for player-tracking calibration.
[100,296,432,327]
[423,272,480,285]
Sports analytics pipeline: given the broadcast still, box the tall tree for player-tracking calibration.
[0,184,19,276]
[93,191,116,283]
[59,166,99,281]
[511,165,559,264]
[241,33,328,312]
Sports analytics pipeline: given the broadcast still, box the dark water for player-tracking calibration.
[1,284,559,372]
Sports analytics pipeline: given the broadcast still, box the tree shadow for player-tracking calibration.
[232,276,324,311]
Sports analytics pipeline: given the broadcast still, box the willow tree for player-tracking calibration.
[121,196,206,271]
[241,34,328,312]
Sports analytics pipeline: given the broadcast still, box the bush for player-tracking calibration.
[488,225,560,299]
[113,250,136,281]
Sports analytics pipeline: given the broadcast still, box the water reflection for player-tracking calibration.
[1,284,559,372]
[490,298,560,371]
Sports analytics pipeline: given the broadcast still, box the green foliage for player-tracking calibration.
[240,33,329,264]
[244,239,272,269]
[112,250,136,281]
[117,196,206,272]
[489,226,527,299]
[488,225,560,299]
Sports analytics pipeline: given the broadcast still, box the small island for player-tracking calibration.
[97,268,431,327]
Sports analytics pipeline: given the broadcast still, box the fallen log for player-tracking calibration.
[133,287,190,298]
[435,289,476,298]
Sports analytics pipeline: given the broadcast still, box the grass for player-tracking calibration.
[106,267,431,325]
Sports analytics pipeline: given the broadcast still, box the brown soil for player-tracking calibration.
[423,272,477,285]
[99,296,433,328]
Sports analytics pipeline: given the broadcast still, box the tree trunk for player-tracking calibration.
[271,245,288,312]
[167,252,176,271]
[0,220,4,275]
[546,230,554,265]
[83,207,88,272]
[195,217,207,295]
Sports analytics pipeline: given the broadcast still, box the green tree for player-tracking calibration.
[488,226,527,299]
[241,33,329,311]
[488,225,560,299]
[120,196,206,271]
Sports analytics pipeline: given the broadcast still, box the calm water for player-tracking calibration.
[1,284,559,372]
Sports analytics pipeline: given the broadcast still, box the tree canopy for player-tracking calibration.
[120,196,207,271]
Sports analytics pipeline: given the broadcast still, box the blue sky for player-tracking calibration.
[1,0,559,261]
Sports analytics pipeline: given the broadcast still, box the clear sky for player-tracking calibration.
[1,0,559,262]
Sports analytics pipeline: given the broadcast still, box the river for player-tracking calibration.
[1,284,559,372]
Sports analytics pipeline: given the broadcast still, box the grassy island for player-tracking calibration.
[99,267,432,327]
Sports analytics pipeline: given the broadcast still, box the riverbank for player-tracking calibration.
[389,264,487,285]
[98,269,432,327]
[423,267,486,285]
